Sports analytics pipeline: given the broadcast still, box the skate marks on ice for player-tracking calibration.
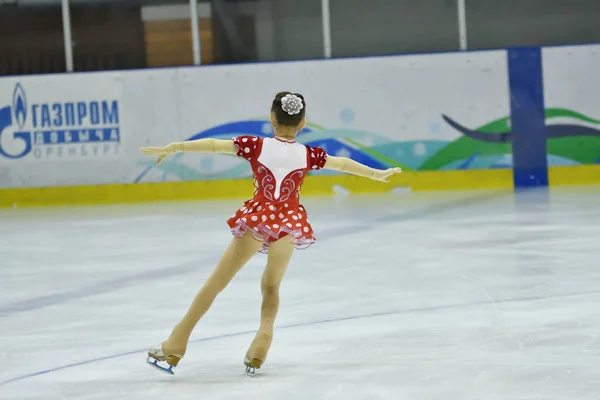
[4,292,600,400]
[0,258,213,317]
[2,188,600,399]
[0,189,509,317]
[1,286,600,388]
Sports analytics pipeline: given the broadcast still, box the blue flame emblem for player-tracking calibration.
[12,83,27,130]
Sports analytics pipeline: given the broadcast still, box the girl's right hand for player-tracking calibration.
[140,143,181,165]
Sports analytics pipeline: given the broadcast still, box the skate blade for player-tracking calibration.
[244,357,262,377]
[146,355,178,375]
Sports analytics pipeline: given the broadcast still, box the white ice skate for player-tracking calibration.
[244,355,263,377]
[146,345,182,375]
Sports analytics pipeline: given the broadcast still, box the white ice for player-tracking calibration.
[1,187,600,400]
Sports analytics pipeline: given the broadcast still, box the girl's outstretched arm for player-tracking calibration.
[140,139,237,165]
[323,155,402,182]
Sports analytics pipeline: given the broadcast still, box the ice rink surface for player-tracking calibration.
[1,187,600,400]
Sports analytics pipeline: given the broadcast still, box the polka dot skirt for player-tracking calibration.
[227,199,315,254]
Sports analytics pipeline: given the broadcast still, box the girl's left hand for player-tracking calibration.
[373,167,402,182]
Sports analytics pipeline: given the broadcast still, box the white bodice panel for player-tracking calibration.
[256,138,307,199]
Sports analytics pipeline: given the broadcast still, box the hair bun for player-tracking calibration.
[281,94,304,115]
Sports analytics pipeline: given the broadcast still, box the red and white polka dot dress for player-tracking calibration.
[227,135,327,253]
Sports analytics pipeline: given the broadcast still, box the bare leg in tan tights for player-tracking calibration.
[244,236,295,374]
[150,232,262,367]
[148,231,295,374]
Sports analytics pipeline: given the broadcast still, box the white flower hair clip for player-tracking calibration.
[281,94,304,115]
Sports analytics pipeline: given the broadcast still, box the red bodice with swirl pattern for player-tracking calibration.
[226,135,328,253]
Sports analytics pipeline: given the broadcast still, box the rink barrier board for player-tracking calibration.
[2,165,595,208]
[548,165,600,186]
[1,44,599,195]
[0,169,513,208]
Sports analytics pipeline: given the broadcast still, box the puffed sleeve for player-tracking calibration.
[307,146,328,170]
[232,135,261,161]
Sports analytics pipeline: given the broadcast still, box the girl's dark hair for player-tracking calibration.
[271,91,306,127]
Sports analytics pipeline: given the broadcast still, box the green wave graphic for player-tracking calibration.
[545,109,600,162]
[475,116,511,133]
[419,138,510,170]
[548,137,600,164]
[419,117,511,170]
[420,108,600,170]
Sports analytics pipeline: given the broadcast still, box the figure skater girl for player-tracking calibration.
[140,91,402,376]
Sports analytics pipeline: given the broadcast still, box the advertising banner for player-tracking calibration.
[0,50,511,188]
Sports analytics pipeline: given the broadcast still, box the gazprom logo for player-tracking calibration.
[13,83,27,130]
[0,82,121,160]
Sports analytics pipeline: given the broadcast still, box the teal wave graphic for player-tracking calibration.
[370,141,448,170]
[135,108,600,183]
